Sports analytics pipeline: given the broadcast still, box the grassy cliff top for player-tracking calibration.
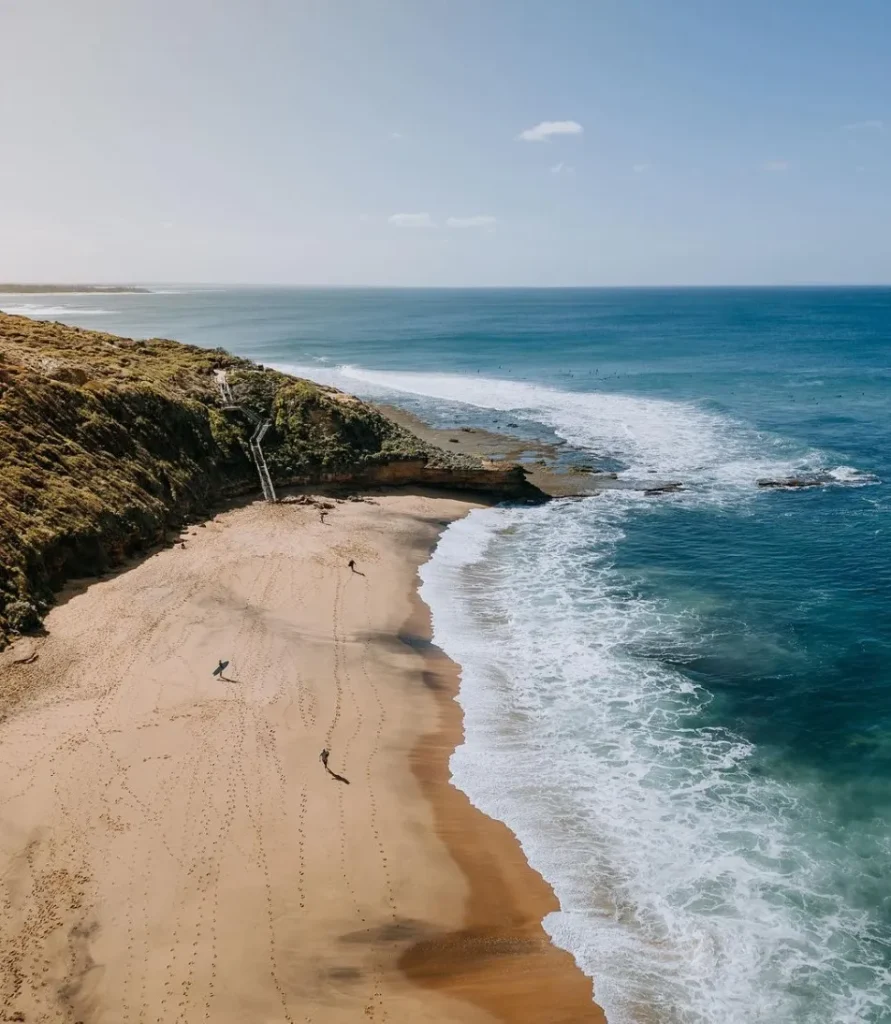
[0,313,530,647]
[0,313,245,391]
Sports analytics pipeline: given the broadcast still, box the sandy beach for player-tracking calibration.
[0,490,603,1024]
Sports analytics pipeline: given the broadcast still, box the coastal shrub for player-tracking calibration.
[5,600,40,634]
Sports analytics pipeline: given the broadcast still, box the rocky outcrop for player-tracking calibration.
[0,313,543,646]
[758,477,822,489]
[277,458,540,498]
[644,482,684,496]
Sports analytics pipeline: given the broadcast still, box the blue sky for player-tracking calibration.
[1,0,889,285]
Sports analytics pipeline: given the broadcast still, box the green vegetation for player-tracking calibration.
[0,313,528,647]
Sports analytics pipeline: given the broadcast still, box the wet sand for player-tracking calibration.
[0,491,604,1023]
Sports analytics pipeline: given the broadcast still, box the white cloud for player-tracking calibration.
[389,131,404,140]
[446,215,497,229]
[763,160,789,172]
[517,120,583,142]
[550,162,575,175]
[843,120,884,132]
[388,212,436,228]
[632,163,649,174]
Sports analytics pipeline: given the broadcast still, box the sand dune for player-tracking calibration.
[0,492,602,1023]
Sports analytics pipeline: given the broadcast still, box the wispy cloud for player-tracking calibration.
[632,163,649,174]
[763,160,789,172]
[388,212,436,228]
[389,131,404,140]
[445,215,496,229]
[843,119,884,132]
[517,120,583,142]
[550,162,575,175]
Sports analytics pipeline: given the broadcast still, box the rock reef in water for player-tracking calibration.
[757,476,827,489]
[0,313,542,646]
[643,481,684,496]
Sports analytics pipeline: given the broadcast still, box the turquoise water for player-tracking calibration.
[4,288,890,1022]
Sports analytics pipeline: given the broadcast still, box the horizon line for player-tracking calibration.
[3,282,891,291]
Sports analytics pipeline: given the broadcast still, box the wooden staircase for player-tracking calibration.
[214,370,277,503]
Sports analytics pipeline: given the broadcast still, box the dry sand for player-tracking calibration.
[0,491,604,1023]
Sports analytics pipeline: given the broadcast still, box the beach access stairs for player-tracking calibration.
[214,370,277,503]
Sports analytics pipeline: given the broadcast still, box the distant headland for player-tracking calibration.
[0,284,149,294]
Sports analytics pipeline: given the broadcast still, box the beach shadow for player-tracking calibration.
[340,918,434,945]
[397,632,441,655]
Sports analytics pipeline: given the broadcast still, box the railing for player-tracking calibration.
[214,370,277,503]
[249,420,277,503]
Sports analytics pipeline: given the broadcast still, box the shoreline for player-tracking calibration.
[0,489,604,1022]
[402,587,605,1022]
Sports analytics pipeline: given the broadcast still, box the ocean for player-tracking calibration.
[4,287,889,1023]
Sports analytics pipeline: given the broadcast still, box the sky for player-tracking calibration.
[1,0,889,286]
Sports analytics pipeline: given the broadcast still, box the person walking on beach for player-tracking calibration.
[212,659,229,678]
[347,559,356,572]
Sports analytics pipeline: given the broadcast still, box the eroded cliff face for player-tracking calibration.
[0,313,542,644]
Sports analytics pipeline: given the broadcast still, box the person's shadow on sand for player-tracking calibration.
[320,748,350,784]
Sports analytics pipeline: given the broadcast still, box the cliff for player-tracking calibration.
[0,313,542,646]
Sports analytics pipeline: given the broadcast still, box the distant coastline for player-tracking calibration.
[0,284,149,294]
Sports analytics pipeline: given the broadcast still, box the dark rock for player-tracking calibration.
[644,482,684,496]
[757,476,826,489]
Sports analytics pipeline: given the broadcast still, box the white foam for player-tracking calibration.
[278,363,831,495]
[420,502,891,1024]
[827,465,880,486]
[0,303,110,316]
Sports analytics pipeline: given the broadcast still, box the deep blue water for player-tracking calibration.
[3,287,889,1023]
